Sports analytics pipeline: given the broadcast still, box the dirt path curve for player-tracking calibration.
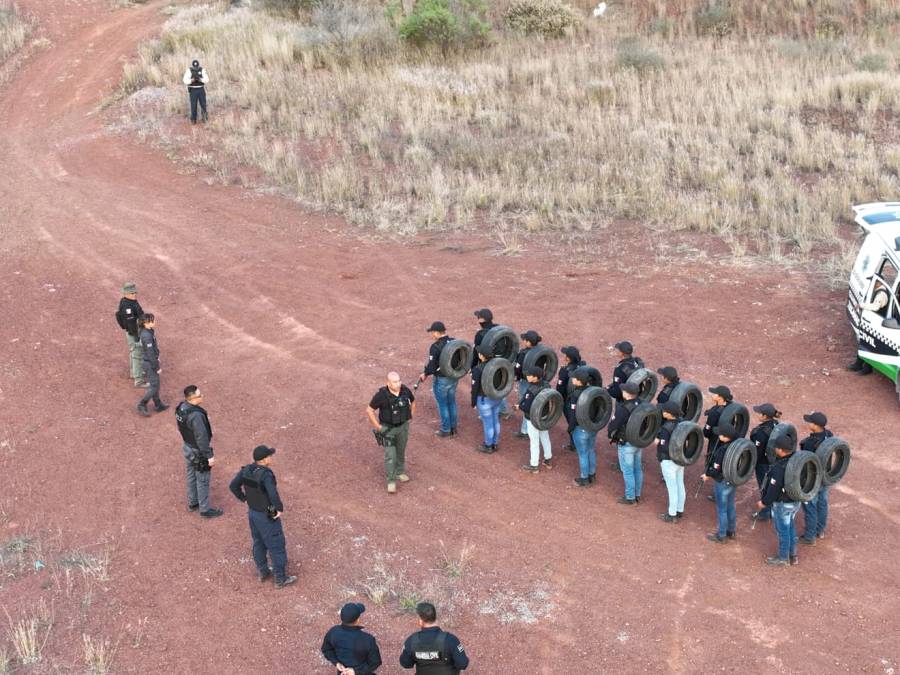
[1,2,899,672]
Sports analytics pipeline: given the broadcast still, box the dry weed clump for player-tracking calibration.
[0,1,29,61]
[122,1,899,261]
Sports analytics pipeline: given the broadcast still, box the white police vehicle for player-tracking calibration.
[848,202,900,400]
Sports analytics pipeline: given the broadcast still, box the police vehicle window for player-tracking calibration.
[878,259,898,289]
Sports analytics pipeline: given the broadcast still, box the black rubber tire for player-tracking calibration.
[721,438,757,486]
[815,437,851,487]
[438,339,472,380]
[717,402,750,439]
[482,325,519,362]
[481,358,515,400]
[765,423,798,463]
[668,382,702,422]
[529,388,564,431]
[522,344,559,383]
[624,403,662,448]
[668,421,703,467]
[626,368,658,402]
[785,450,823,502]
[574,386,612,432]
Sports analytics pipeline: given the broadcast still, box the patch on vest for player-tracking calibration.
[415,651,440,660]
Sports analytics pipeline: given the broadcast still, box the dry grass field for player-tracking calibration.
[121,0,899,272]
[0,1,29,61]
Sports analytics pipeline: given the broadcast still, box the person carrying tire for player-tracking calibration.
[367,372,416,494]
[175,385,223,519]
[557,346,585,452]
[607,381,643,504]
[516,366,552,472]
[472,308,513,420]
[749,403,781,522]
[182,59,209,124]
[136,314,169,416]
[657,400,685,522]
[799,412,834,545]
[115,282,146,388]
[655,366,679,405]
[701,430,737,543]
[701,385,732,500]
[470,345,502,454]
[513,331,542,439]
[755,434,800,566]
[565,367,597,487]
[228,445,297,588]
[321,602,382,675]
[418,321,458,438]
[607,341,644,402]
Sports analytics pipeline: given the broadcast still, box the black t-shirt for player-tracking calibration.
[369,385,415,425]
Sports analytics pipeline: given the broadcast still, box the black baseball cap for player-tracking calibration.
[773,434,795,451]
[476,343,493,357]
[426,321,446,333]
[561,346,581,362]
[520,330,541,344]
[752,403,779,418]
[340,602,365,623]
[621,382,639,395]
[571,366,592,384]
[657,366,678,381]
[708,385,732,401]
[474,308,493,322]
[525,366,543,378]
[803,412,827,427]
[614,341,633,354]
[253,445,276,461]
[662,400,682,417]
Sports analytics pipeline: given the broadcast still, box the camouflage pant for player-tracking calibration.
[126,332,142,382]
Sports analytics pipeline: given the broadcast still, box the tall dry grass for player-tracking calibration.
[0,1,29,61]
[121,0,900,260]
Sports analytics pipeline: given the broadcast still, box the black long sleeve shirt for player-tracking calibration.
[556,360,585,396]
[228,464,284,512]
[423,336,451,377]
[607,398,638,441]
[470,362,485,407]
[702,404,725,451]
[607,356,644,400]
[749,419,777,467]
[656,381,678,405]
[518,381,546,420]
[321,624,382,675]
[514,347,530,381]
[656,418,681,462]
[760,455,793,506]
[139,327,159,369]
[705,438,731,481]
[800,429,833,452]
[564,386,586,433]
[115,297,144,337]
[471,321,495,367]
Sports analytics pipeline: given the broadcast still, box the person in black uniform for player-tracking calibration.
[175,385,222,518]
[418,322,458,437]
[399,602,469,674]
[756,435,800,566]
[799,412,834,545]
[657,400,685,522]
[565,367,597,487]
[367,372,416,494]
[607,381,643,504]
[701,430,737,543]
[607,341,644,401]
[136,314,168,416]
[749,403,781,522]
[513,331,541,438]
[228,445,297,588]
[470,345,501,454]
[517,366,553,472]
[655,366,679,405]
[115,282,145,387]
[701,385,732,500]
[472,308,512,420]
[321,602,382,675]
[557,346,585,452]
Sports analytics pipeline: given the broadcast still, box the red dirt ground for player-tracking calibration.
[1,1,899,673]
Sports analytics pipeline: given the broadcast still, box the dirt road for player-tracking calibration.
[1,1,898,672]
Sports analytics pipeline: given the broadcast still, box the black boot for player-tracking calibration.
[847,357,864,371]
[857,362,873,375]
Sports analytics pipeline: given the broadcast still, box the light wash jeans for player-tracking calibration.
[617,443,643,500]
[526,420,551,466]
[714,481,736,538]
[660,459,685,516]
[432,376,458,433]
[476,396,502,446]
[573,427,597,479]
[801,485,829,540]
[773,501,801,560]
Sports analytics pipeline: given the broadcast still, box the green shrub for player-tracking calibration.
[615,38,664,72]
[694,3,733,37]
[856,52,889,72]
[503,0,579,38]
[397,0,489,52]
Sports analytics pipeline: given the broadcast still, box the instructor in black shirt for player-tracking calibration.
[367,372,416,494]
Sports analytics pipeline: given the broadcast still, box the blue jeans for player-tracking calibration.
[773,501,801,560]
[660,459,686,516]
[248,509,288,582]
[617,443,643,500]
[802,485,829,539]
[476,396,502,446]
[573,427,597,479]
[433,376,458,432]
[754,463,772,519]
[518,380,528,433]
[714,481,736,538]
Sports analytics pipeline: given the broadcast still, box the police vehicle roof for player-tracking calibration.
[852,202,900,252]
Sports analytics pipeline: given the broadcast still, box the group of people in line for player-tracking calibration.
[364,307,839,568]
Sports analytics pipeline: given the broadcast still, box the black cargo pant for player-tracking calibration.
[189,87,207,122]
[138,364,163,409]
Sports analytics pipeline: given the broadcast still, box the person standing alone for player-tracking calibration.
[367,372,416,494]
[182,59,209,124]
[115,282,145,387]
[175,385,222,518]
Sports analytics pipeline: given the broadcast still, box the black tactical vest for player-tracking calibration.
[408,630,454,674]
[380,386,412,426]
[240,465,272,513]
[175,403,212,448]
